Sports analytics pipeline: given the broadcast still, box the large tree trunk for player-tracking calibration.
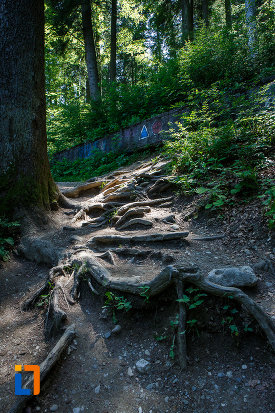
[0,0,58,215]
[81,0,100,101]
[182,0,193,42]
[110,0,117,82]
[245,0,257,51]
[225,0,232,29]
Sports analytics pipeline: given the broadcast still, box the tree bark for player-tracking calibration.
[0,0,58,215]
[81,0,100,101]
[245,0,257,51]
[182,0,193,42]
[110,0,117,82]
[202,0,209,27]
[225,0,232,29]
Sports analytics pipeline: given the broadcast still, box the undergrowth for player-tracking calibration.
[0,218,20,261]
[50,147,157,182]
[163,84,275,227]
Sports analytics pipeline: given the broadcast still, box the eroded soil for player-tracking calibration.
[0,159,274,413]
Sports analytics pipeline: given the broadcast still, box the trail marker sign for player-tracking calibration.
[140,125,149,139]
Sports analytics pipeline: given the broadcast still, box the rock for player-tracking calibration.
[73,408,81,413]
[144,350,150,356]
[207,266,257,287]
[171,224,180,230]
[50,405,58,412]
[104,331,111,339]
[162,215,176,223]
[136,359,150,373]
[94,384,101,394]
[18,237,61,266]
[112,324,122,334]
[70,235,82,243]
[127,367,134,377]
[164,396,169,403]
[146,383,154,390]
[242,364,248,369]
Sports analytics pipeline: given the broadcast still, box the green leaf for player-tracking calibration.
[205,203,213,209]
[176,295,190,303]
[4,237,14,246]
[196,187,209,194]
[213,199,224,207]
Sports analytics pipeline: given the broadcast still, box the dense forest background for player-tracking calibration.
[45,0,274,154]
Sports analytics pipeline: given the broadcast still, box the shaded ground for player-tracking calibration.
[0,159,274,413]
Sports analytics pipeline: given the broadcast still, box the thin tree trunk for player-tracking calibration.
[202,0,209,27]
[110,0,117,82]
[81,0,100,101]
[0,0,57,214]
[245,0,257,51]
[225,0,232,29]
[182,0,193,42]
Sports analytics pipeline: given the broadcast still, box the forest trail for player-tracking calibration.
[1,158,274,413]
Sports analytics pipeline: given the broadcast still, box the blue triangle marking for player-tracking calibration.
[140,125,149,139]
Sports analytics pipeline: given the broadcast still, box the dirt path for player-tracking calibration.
[1,159,274,413]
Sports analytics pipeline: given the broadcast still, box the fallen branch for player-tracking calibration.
[8,324,76,413]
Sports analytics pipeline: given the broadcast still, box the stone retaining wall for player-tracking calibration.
[53,107,186,162]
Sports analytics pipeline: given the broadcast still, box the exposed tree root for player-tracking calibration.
[45,287,67,338]
[62,180,106,198]
[176,279,187,370]
[147,178,176,197]
[116,196,174,216]
[68,251,275,351]
[114,206,151,228]
[118,218,153,230]
[88,231,189,247]
[8,324,76,413]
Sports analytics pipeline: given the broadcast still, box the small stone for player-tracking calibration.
[146,383,154,390]
[226,371,233,378]
[127,367,134,377]
[35,407,41,411]
[162,215,176,224]
[94,384,101,394]
[242,364,248,370]
[164,396,169,403]
[138,407,143,413]
[104,331,111,339]
[50,405,58,412]
[171,224,180,230]
[112,325,122,334]
[144,350,150,356]
[136,359,150,374]
[73,409,81,413]
[217,372,225,378]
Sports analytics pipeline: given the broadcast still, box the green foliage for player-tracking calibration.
[164,85,274,216]
[259,185,275,228]
[139,285,151,303]
[50,148,152,181]
[103,291,132,324]
[0,218,20,261]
